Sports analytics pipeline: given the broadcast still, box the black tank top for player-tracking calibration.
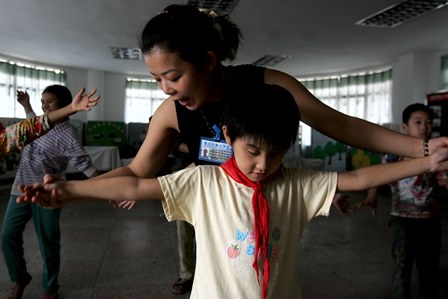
[175,64,265,165]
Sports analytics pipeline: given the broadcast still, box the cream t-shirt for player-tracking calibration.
[159,165,337,299]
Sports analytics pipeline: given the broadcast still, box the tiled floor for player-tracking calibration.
[0,185,447,299]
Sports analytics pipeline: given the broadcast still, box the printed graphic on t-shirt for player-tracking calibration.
[226,225,282,276]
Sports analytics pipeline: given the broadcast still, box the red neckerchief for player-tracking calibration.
[221,156,280,299]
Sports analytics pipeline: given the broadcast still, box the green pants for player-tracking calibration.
[2,195,61,291]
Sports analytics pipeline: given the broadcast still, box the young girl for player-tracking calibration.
[2,85,100,299]
[19,84,448,299]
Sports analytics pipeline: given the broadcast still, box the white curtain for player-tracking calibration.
[441,54,448,90]
[298,68,393,146]
[300,68,392,124]
[0,60,66,118]
[124,79,166,123]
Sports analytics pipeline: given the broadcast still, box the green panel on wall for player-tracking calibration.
[85,121,126,147]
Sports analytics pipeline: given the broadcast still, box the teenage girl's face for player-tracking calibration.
[144,49,212,110]
[402,111,433,139]
[223,128,286,182]
[41,92,60,113]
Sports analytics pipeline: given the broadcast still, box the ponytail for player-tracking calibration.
[139,4,242,65]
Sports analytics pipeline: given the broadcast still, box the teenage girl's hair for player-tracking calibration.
[223,84,300,150]
[42,85,72,109]
[402,103,434,123]
[139,4,241,66]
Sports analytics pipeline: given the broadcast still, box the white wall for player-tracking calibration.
[391,49,448,124]
[65,67,128,122]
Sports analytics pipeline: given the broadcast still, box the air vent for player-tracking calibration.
[356,0,448,28]
[110,47,142,60]
[251,55,291,67]
[186,0,239,14]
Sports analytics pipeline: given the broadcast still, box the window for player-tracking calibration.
[298,68,393,146]
[441,54,448,90]
[124,79,166,123]
[0,59,66,118]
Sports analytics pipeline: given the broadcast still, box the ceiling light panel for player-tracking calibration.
[110,47,142,60]
[186,0,239,14]
[251,55,292,67]
[356,0,448,28]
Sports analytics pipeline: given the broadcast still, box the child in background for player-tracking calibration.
[0,88,99,161]
[19,85,448,299]
[2,85,101,299]
[357,103,448,299]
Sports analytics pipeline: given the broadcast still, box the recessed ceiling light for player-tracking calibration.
[110,47,142,60]
[356,0,448,28]
[186,0,239,14]
[251,55,292,67]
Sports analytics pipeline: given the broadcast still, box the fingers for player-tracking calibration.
[115,200,136,210]
[44,174,62,184]
[75,87,86,98]
[85,88,97,97]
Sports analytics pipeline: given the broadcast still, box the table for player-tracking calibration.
[66,146,121,173]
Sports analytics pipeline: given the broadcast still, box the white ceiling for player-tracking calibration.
[1,0,448,78]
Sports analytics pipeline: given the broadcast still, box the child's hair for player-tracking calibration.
[139,4,241,66]
[223,84,300,150]
[402,103,434,124]
[42,85,72,109]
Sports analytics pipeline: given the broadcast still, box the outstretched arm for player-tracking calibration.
[337,148,448,192]
[266,69,448,157]
[19,174,164,209]
[1,88,100,156]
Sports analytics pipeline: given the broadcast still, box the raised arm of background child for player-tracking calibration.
[47,88,100,125]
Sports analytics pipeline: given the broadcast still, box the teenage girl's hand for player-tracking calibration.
[17,90,30,106]
[71,88,101,112]
[17,90,34,114]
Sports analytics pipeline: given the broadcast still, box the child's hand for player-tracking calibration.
[72,88,100,112]
[437,171,448,189]
[17,174,68,209]
[16,90,30,106]
[429,147,448,172]
[352,188,378,215]
[332,193,353,217]
[428,137,448,156]
[17,182,54,208]
[353,196,378,215]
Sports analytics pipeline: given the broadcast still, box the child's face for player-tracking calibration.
[41,92,60,113]
[402,111,433,139]
[231,136,287,182]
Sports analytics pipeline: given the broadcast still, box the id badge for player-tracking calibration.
[198,137,233,164]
